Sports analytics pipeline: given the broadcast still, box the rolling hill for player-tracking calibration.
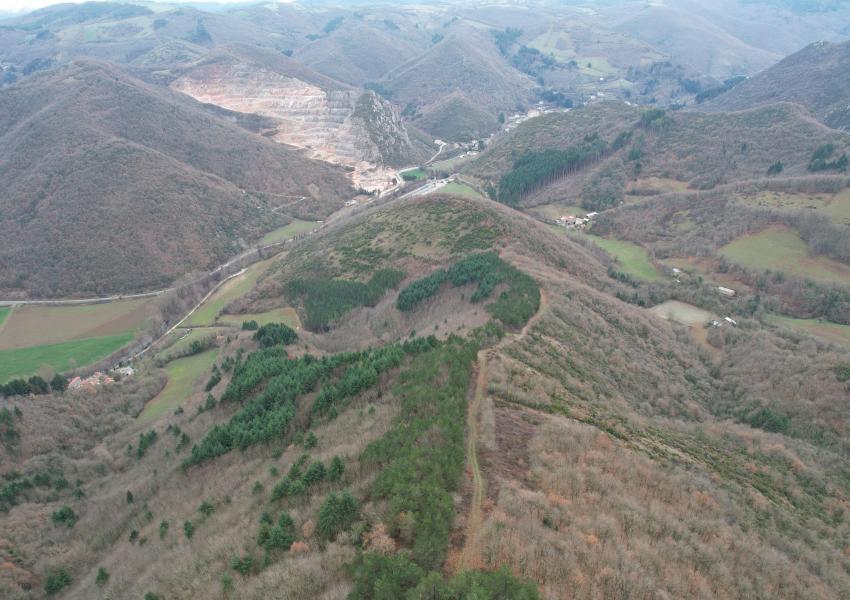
[2,194,849,599]
[294,14,432,87]
[0,2,288,79]
[0,60,354,298]
[380,30,535,128]
[610,4,781,79]
[468,101,850,207]
[697,40,850,131]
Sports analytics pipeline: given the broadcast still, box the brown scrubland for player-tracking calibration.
[1,195,849,599]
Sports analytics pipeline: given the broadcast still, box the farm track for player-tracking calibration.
[456,287,548,572]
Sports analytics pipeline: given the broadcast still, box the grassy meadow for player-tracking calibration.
[732,188,850,226]
[259,219,319,245]
[581,234,665,282]
[185,258,276,327]
[139,348,219,422]
[402,168,428,181]
[0,298,154,382]
[769,315,850,347]
[0,333,134,382]
[439,181,484,199]
[0,298,152,350]
[720,225,850,285]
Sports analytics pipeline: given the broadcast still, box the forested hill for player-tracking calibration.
[467,101,850,208]
[0,60,354,298]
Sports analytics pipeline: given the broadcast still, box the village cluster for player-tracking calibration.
[556,211,599,228]
[67,365,135,392]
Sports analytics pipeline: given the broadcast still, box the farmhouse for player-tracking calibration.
[556,215,587,228]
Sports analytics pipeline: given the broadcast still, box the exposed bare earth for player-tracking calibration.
[172,61,412,193]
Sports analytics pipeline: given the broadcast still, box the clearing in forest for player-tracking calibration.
[720,225,850,285]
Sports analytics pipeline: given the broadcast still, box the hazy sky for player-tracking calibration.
[0,0,229,13]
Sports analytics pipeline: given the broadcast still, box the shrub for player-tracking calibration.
[328,456,345,482]
[95,567,109,585]
[747,407,790,433]
[263,513,296,551]
[159,520,169,539]
[230,554,254,576]
[204,372,221,392]
[301,461,326,486]
[198,501,214,519]
[137,430,157,459]
[767,160,784,176]
[184,520,195,539]
[51,505,77,528]
[241,320,259,330]
[221,573,234,591]
[317,490,359,540]
[44,567,72,595]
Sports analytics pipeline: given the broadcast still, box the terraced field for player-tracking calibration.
[720,225,850,285]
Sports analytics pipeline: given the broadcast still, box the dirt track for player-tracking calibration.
[455,287,548,571]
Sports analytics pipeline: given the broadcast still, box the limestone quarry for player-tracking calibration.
[171,60,422,192]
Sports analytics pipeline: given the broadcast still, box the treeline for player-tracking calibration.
[694,76,747,104]
[184,353,344,467]
[253,322,297,348]
[353,337,539,596]
[808,144,848,173]
[497,134,607,205]
[359,338,475,569]
[396,252,540,327]
[1,374,67,398]
[286,269,405,331]
[185,337,439,468]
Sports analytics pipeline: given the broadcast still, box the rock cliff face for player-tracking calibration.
[171,59,421,192]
